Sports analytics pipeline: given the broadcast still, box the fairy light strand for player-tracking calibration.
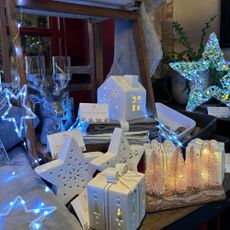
[0,196,57,230]
[1,11,56,230]
[1,85,36,138]
[156,120,184,148]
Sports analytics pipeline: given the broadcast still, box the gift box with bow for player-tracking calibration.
[87,164,146,230]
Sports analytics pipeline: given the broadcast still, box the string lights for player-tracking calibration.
[0,196,57,229]
[170,33,230,111]
[0,9,58,230]
[1,85,36,137]
[20,138,42,166]
[156,121,184,148]
[68,118,83,131]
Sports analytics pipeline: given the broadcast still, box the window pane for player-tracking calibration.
[17,14,49,28]
[21,35,51,72]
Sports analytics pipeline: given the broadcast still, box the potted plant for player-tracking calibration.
[162,16,216,105]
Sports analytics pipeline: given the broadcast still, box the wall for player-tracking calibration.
[173,0,230,59]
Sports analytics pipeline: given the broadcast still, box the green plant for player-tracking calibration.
[163,15,217,63]
[162,16,217,97]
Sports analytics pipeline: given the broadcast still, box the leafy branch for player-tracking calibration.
[197,15,217,59]
[163,16,217,62]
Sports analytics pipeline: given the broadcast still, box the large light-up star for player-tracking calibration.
[169,61,210,86]
[0,196,57,229]
[202,32,229,71]
[2,85,36,137]
[169,33,230,111]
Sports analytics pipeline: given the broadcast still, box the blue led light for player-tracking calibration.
[17,22,21,29]
[157,120,184,148]
[43,211,49,216]
[20,200,25,205]
[2,85,36,137]
[33,223,41,229]
[34,209,40,214]
[0,196,57,229]
[15,46,23,57]
[17,0,24,5]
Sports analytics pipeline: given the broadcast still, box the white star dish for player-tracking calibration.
[35,136,96,204]
[91,128,144,171]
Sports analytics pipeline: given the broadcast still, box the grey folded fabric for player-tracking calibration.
[83,117,159,145]
[86,117,158,134]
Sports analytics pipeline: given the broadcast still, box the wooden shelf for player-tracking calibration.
[16,0,138,20]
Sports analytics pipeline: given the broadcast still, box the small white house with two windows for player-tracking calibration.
[97,75,146,121]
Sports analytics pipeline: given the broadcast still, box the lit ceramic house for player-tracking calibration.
[97,75,146,121]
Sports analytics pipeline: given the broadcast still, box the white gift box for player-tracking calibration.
[87,164,146,230]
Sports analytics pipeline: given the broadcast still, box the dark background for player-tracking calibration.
[220,0,230,47]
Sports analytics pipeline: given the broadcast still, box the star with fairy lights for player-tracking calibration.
[0,196,57,229]
[202,32,229,71]
[170,33,230,111]
[1,85,36,137]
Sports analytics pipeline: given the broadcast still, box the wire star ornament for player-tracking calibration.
[1,85,36,137]
[170,33,230,111]
[0,196,57,229]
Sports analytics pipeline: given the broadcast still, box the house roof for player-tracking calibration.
[109,75,146,92]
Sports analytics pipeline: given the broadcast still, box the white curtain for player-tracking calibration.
[108,0,165,78]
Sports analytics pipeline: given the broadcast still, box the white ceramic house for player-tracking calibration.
[97,75,146,121]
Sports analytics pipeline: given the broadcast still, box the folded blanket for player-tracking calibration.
[82,117,159,145]
[86,117,158,134]
[84,130,150,145]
